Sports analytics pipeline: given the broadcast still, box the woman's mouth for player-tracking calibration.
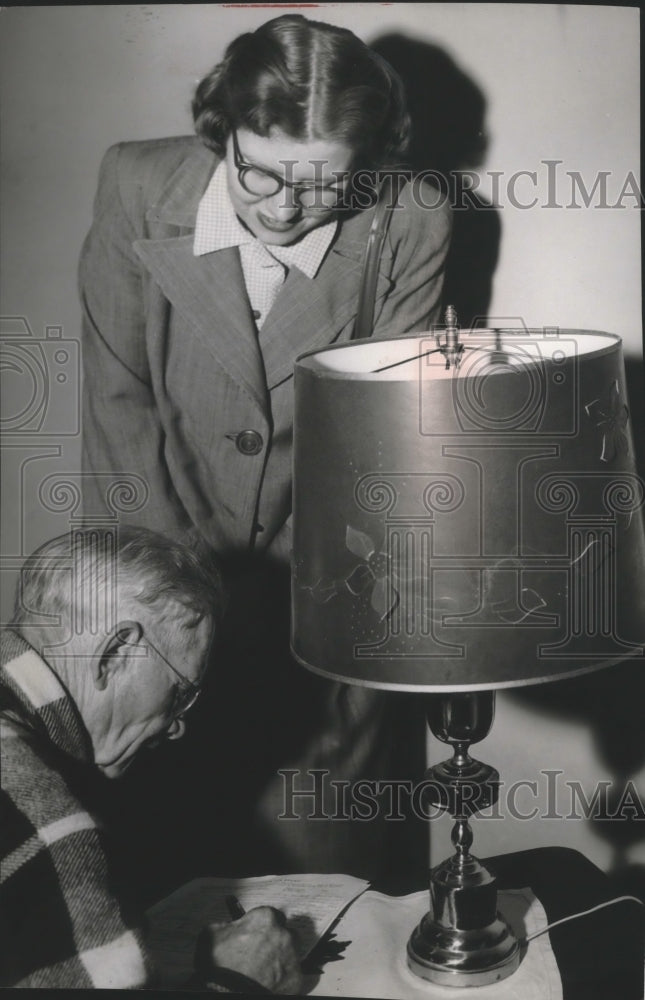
[257,212,298,233]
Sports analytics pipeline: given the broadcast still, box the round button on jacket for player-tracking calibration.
[235,429,263,456]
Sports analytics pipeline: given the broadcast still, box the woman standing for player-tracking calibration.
[80,13,451,890]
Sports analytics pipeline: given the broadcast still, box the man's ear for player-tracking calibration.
[92,619,143,691]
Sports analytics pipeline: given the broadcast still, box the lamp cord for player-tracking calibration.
[524,894,644,943]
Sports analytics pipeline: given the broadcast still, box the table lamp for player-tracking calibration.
[291,312,645,987]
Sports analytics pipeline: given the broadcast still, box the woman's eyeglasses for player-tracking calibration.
[231,130,347,212]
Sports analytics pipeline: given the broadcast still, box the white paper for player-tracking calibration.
[145,872,369,986]
[307,887,562,1000]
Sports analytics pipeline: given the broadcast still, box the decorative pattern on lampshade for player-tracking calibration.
[291,330,645,690]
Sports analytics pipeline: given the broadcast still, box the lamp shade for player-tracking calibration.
[291,330,645,690]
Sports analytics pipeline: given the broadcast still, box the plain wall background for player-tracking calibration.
[1,4,643,880]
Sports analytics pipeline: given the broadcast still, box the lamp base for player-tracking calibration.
[407,850,520,987]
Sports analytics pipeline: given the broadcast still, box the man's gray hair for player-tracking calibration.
[13,525,225,638]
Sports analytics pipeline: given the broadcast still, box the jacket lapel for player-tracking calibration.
[134,143,268,411]
[260,227,394,389]
[133,236,268,411]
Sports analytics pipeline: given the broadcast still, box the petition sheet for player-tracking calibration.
[146,872,369,985]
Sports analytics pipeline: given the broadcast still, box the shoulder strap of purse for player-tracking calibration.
[352,173,403,341]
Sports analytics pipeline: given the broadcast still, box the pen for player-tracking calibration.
[225,894,246,921]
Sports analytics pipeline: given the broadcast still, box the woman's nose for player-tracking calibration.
[264,186,301,220]
[166,716,187,741]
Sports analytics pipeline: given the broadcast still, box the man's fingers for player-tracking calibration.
[266,906,288,928]
[243,905,289,930]
[198,906,301,993]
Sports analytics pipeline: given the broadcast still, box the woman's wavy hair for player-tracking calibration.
[192,14,410,170]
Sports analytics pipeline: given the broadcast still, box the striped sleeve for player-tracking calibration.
[0,725,150,988]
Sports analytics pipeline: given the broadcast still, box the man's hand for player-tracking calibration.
[195,906,303,994]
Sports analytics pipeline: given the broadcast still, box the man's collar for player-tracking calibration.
[193,161,337,279]
[0,629,93,764]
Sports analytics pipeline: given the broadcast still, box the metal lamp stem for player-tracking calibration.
[407,691,521,987]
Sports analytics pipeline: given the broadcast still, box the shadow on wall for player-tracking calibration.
[504,358,644,895]
[506,652,645,899]
[370,33,501,327]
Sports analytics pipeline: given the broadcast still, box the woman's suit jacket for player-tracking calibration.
[79,136,453,881]
[80,135,452,558]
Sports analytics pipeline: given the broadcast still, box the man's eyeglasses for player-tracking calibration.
[231,129,347,212]
[143,633,203,718]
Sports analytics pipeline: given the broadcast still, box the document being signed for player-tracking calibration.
[145,872,369,986]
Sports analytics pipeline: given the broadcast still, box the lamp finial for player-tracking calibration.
[440,304,463,369]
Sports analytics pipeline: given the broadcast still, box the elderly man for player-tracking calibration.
[0,526,301,991]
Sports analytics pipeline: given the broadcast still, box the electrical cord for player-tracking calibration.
[524,894,644,943]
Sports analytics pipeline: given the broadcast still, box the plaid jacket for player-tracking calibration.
[0,629,151,988]
[0,630,271,993]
